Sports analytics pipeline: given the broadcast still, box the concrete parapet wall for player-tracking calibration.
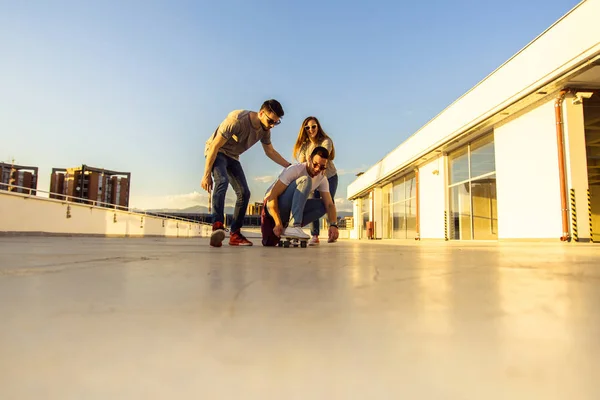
[0,191,211,238]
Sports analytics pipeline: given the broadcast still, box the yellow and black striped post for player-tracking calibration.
[444,211,449,241]
[589,189,594,243]
[570,188,578,242]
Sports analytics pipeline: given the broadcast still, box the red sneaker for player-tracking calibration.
[210,222,226,247]
[229,231,253,246]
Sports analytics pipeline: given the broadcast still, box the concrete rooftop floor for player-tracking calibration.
[1,235,599,399]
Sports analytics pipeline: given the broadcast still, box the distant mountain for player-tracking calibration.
[179,205,210,214]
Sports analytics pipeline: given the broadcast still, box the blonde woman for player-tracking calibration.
[292,116,338,245]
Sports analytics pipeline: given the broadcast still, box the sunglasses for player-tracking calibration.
[263,109,281,126]
[304,124,318,130]
[312,162,327,171]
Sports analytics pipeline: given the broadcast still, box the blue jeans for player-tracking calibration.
[265,175,327,228]
[311,174,338,236]
[211,153,250,233]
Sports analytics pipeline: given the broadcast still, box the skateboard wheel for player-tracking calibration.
[283,241,290,248]
[300,241,307,248]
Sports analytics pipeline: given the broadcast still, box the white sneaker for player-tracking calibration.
[308,236,320,246]
[283,226,310,240]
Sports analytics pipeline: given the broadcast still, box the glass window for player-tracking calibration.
[393,179,406,203]
[449,146,469,184]
[360,195,370,239]
[470,134,496,179]
[389,173,417,239]
[392,201,406,239]
[361,195,370,216]
[382,184,393,239]
[405,197,417,239]
[447,132,497,240]
[449,183,472,240]
[471,174,498,240]
[405,174,417,200]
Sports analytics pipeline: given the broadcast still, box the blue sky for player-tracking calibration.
[0,0,581,211]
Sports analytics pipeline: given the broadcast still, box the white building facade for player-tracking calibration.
[347,0,600,242]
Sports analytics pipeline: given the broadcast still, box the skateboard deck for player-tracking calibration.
[279,235,308,248]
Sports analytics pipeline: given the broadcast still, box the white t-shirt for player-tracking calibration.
[265,163,329,197]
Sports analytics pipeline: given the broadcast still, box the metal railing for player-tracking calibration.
[0,183,212,226]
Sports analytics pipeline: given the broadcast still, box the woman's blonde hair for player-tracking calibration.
[292,116,335,161]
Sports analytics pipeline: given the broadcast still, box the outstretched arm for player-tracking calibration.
[263,143,292,168]
[321,192,339,242]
